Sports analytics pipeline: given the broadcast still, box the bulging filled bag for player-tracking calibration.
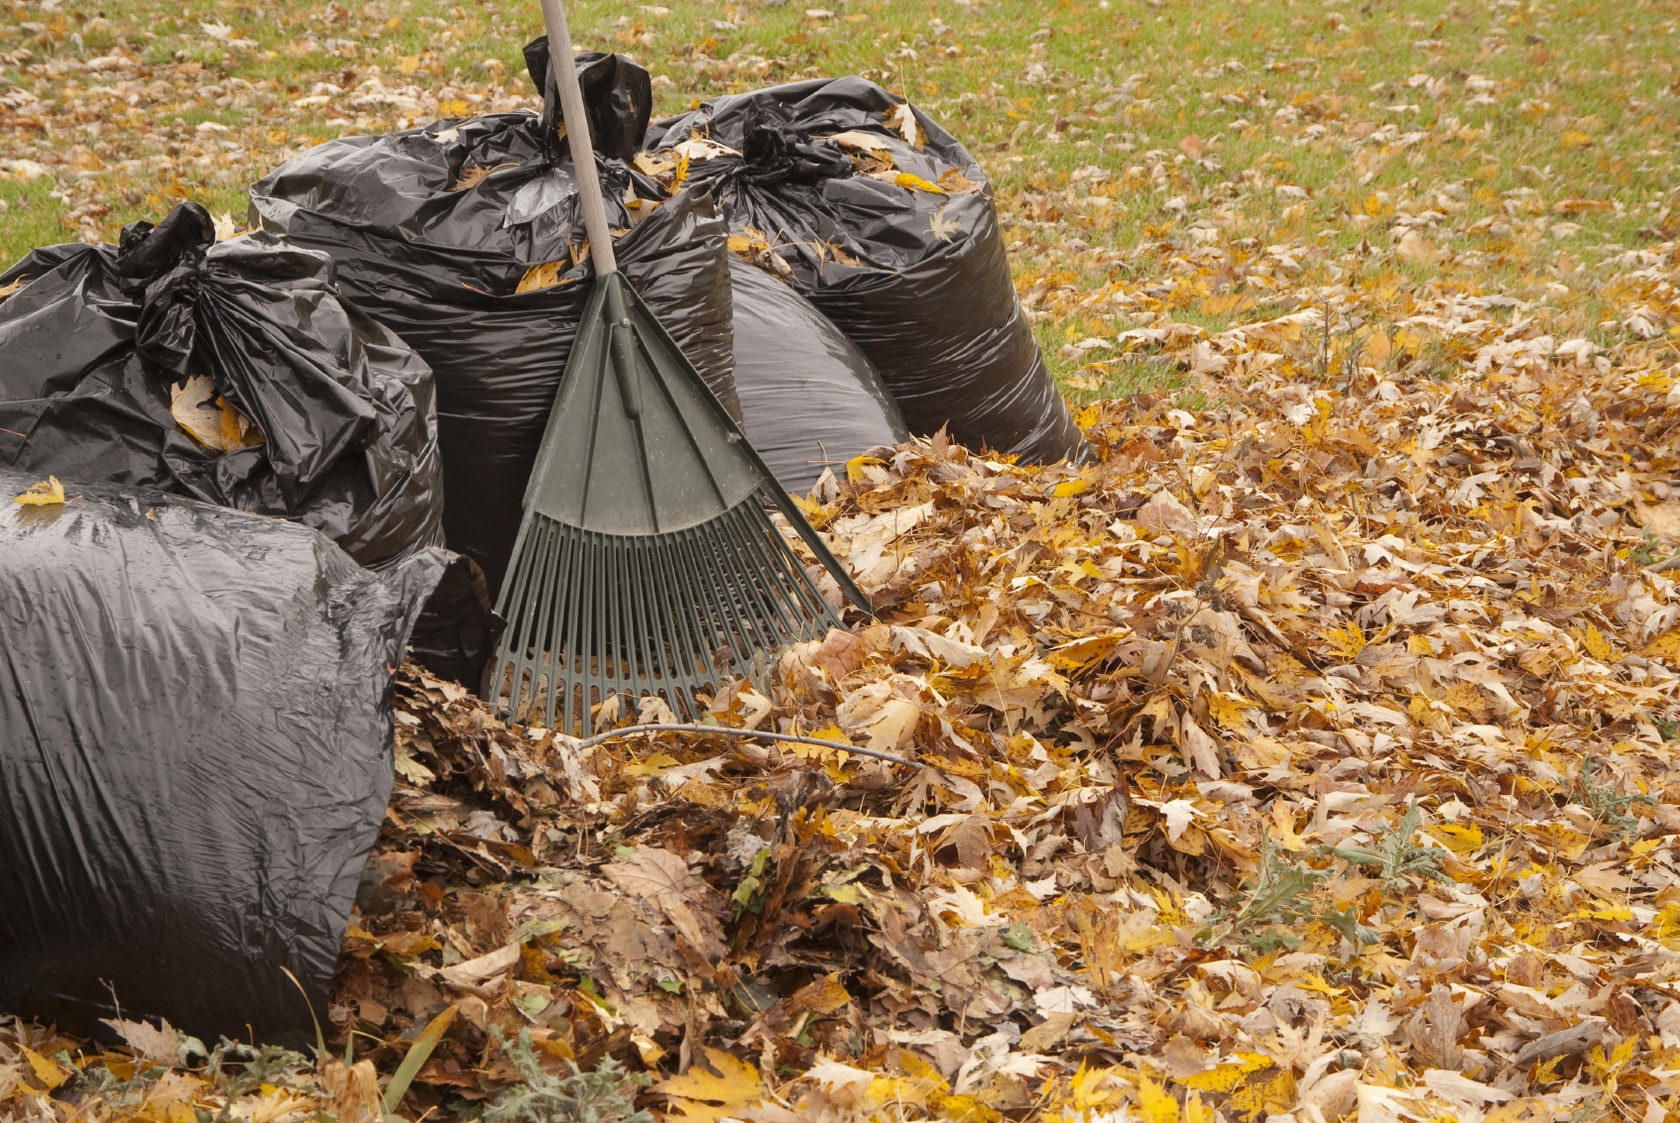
[0,201,444,568]
[646,77,1090,465]
[251,41,736,593]
[0,470,459,1045]
[729,258,907,493]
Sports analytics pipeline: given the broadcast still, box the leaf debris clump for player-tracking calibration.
[12,348,1680,1119]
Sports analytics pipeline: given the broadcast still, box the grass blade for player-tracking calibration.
[382,1004,458,1116]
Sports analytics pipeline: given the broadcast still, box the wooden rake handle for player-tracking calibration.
[538,0,640,417]
[538,0,619,277]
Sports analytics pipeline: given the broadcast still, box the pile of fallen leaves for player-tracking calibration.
[10,257,1680,1120]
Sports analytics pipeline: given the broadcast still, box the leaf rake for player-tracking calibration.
[487,0,871,733]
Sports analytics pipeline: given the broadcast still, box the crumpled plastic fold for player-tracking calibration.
[0,471,457,1045]
[250,44,737,594]
[650,76,1092,465]
[0,200,445,569]
[728,258,907,493]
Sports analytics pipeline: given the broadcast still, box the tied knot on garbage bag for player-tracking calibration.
[647,77,1093,466]
[735,110,857,189]
[0,200,445,569]
[522,36,652,164]
[251,48,737,594]
[120,204,216,383]
[118,203,383,498]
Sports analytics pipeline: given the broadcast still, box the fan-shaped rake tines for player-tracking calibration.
[486,272,871,734]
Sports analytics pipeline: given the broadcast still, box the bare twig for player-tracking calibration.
[566,722,918,768]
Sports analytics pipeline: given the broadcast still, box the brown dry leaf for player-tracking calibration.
[828,129,893,155]
[929,204,963,245]
[101,1017,183,1064]
[667,133,740,162]
[1395,229,1442,264]
[887,102,924,150]
[448,161,517,191]
[516,259,571,293]
[1634,500,1680,542]
[1134,489,1197,534]
[169,375,263,453]
[15,4,1680,1120]
[937,167,981,194]
[318,1057,382,1123]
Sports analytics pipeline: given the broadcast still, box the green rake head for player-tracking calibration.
[486,272,872,734]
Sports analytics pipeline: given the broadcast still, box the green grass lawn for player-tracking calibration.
[1,0,1674,398]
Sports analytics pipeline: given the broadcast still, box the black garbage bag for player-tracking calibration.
[647,77,1091,465]
[729,258,906,493]
[250,41,737,594]
[0,201,444,569]
[0,470,460,1045]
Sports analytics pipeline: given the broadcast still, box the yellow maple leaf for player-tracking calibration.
[654,1048,763,1122]
[1181,1053,1273,1094]
[1580,624,1616,663]
[846,455,886,483]
[22,1046,69,1091]
[928,1090,1001,1120]
[1392,324,1430,354]
[621,750,682,778]
[1052,479,1090,498]
[1642,631,1680,660]
[1065,1063,1125,1111]
[517,260,570,294]
[1589,1036,1639,1081]
[1225,1064,1295,1121]
[13,475,65,506]
[1183,1092,1216,1123]
[1269,803,1311,852]
[1360,329,1392,369]
[1136,1075,1179,1123]
[1207,691,1256,731]
[1046,630,1129,673]
[894,170,947,194]
[1426,822,1483,855]
[1651,903,1680,946]
[1323,620,1366,659]
[1295,972,1343,998]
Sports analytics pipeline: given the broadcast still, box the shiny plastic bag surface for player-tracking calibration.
[729,258,906,493]
[0,471,455,1045]
[250,44,737,594]
[649,77,1091,465]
